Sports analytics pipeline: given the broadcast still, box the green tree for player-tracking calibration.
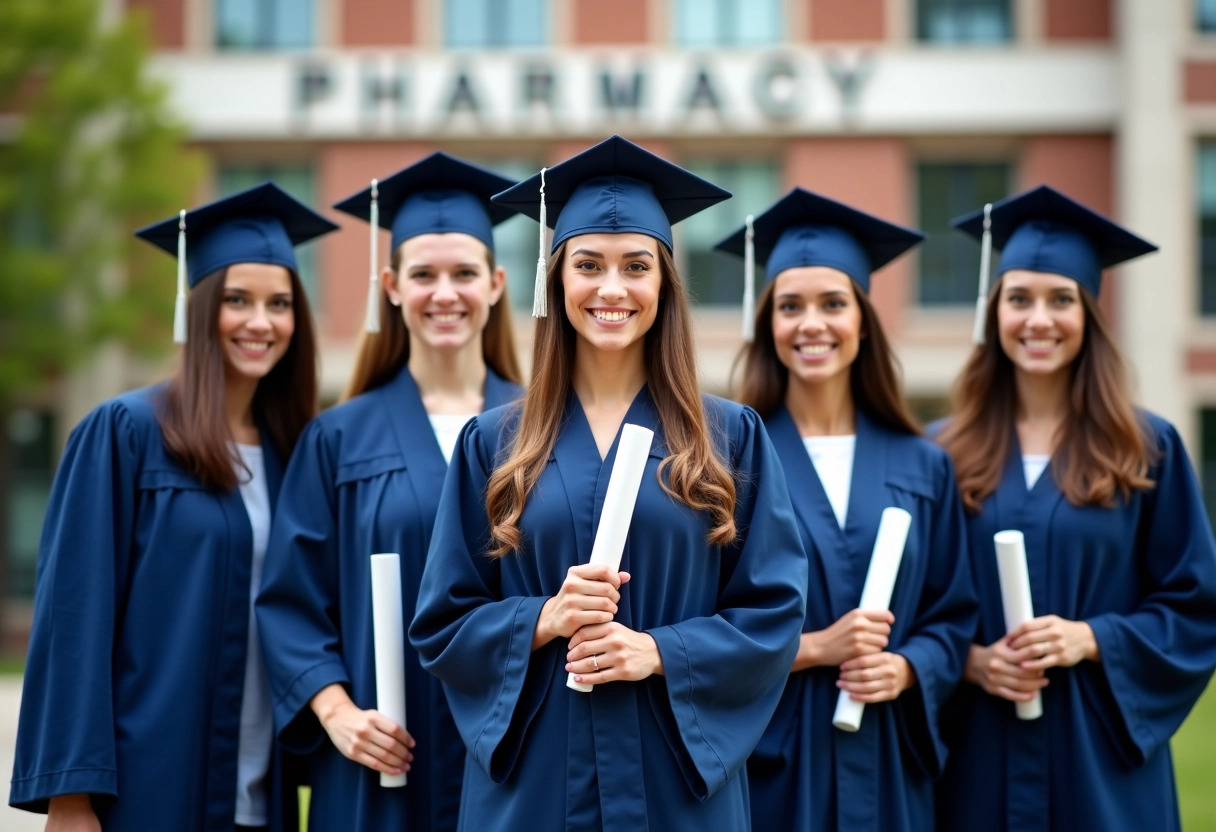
[0,0,198,618]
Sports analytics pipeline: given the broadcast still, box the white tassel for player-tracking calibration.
[366,179,382,334]
[532,167,548,318]
[971,203,993,346]
[173,209,188,344]
[742,214,756,343]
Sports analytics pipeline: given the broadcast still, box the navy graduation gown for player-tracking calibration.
[937,412,1216,832]
[749,408,976,832]
[10,385,300,832]
[409,389,808,832]
[256,367,520,832]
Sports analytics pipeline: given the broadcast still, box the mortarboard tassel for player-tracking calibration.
[533,167,548,318]
[366,179,382,334]
[971,202,993,345]
[173,209,188,344]
[741,214,756,343]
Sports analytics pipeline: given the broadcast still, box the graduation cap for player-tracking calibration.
[951,184,1158,344]
[491,135,732,316]
[135,181,338,344]
[714,187,924,341]
[333,152,519,333]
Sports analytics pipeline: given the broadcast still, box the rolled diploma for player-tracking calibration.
[832,507,912,732]
[567,423,656,693]
[371,552,408,786]
[993,530,1043,720]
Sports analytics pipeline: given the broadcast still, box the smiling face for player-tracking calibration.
[996,269,1086,380]
[383,232,505,354]
[560,232,662,357]
[217,262,295,383]
[770,266,864,392]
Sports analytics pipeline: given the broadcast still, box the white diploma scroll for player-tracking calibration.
[567,423,656,693]
[993,530,1043,720]
[370,552,408,786]
[832,507,913,732]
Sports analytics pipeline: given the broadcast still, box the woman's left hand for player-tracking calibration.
[836,652,916,703]
[1006,615,1100,670]
[565,622,664,685]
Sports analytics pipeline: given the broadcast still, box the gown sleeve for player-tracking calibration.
[255,418,353,754]
[891,450,977,779]
[10,400,140,812]
[408,416,552,783]
[1085,417,1216,766]
[644,405,809,801]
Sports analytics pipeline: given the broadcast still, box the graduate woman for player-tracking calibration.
[255,153,523,832]
[9,184,336,831]
[408,136,808,831]
[718,190,976,832]
[936,185,1216,832]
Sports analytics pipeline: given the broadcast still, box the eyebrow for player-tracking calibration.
[570,248,655,260]
[775,289,848,300]
[224,287,292,298]
[407,262,482,271]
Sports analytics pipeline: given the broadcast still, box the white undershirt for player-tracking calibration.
[234,443,272,827]
[803,435,857,529]
[1023,453,1051,489]
[429,413,476,464]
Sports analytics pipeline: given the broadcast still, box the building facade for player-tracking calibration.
[7,0,1216,607]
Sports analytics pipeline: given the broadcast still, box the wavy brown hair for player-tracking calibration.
[938,277,1155,514]
[342,241,521,401]
[159,266,318,491]
[485,240,737,557]
[735,277,920,435]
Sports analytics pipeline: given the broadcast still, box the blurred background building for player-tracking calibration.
[6,0,1216,634]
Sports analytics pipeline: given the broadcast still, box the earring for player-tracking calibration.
[390,298,401,307]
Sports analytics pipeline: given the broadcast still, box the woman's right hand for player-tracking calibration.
[533,564,631,650]
[45,794,100,832]
[311,684,414,776]
[964,640,1050,702]
[793,608,893,672]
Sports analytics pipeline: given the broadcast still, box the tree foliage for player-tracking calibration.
[0,0,198,407]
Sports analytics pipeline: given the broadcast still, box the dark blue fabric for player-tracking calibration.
[135,182,337,287]
[331,152,519,252]
[9,385,301,832]
[256,367,520,832]
[408,389,808,832]
[749,408,976,832]
[714,187,924,292]
[936,412,1216,832]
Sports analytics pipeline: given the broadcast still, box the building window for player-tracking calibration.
[1200,408,1216,525]
[471,160,545,312]
[917,161,1011,306]
[6,409,54,599]
[679,161,781,306]
[916,0,1013,44]
[1200,0,1216,33]
[674,0,782,46]
[445,0,548,48]
[1198,142,1216,315]
[215,0,314,50]
[216,164,321,300]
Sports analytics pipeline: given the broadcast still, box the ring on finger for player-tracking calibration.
[592,654,600,671]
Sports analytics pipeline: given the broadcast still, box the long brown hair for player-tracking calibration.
[159,266,319,490]
[484,240,738,556]
[938,277,1155,514]
[735,277,920,435]
[342,241,522,401]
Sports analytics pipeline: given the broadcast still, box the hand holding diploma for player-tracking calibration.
[992,531,1043,720]
[832,507,912,732]
[371,552,410,785]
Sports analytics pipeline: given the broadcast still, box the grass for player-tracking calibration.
[1175,681,1216,831]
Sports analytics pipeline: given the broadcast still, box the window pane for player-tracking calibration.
[216,0,313,49]
[471,160,544,312]
[680,161,780,305]
[917,161,1011,306]
[216,164,320,301]
[1199,143,1216,315]
[1200,0,1216,33]
[6,409,55,598]
[446,0,548,47]
[916,0,1012,44]
[675,0,780,46]
[1200,408,1216,526]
